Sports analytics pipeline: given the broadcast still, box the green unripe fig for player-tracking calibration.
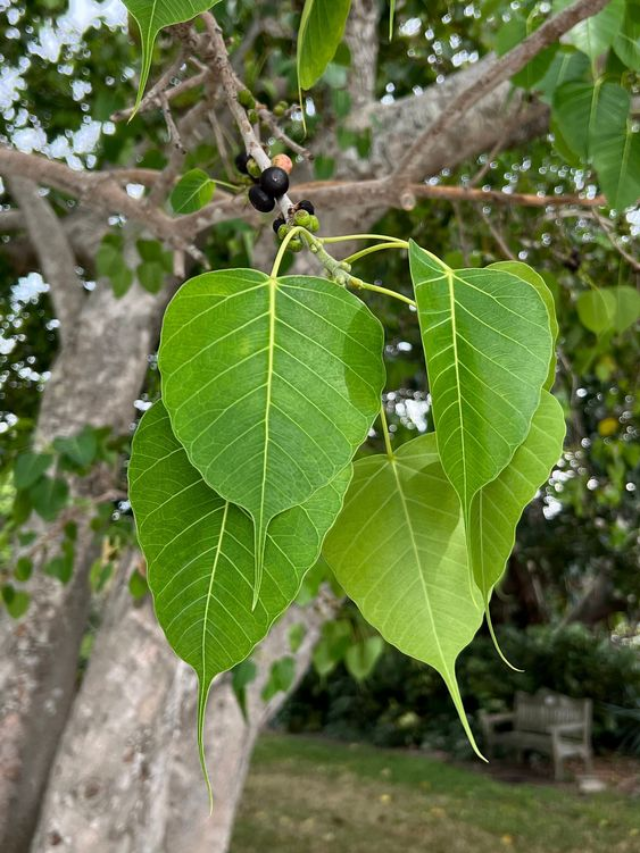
[289,239,304,253]
[247,158,261,179]
[248,109,259,125]
[274,101,288,117]
[293,210,311,227]
[277,224,291,240]
[307,215,320,233]
[238,89,256,109]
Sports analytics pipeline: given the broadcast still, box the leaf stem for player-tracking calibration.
[350,277,416,308]
[379,404,394,459]
[270,225,305,278]
[320,234,408,246]
[343,242,408,265]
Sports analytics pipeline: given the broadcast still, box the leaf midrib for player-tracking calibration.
[389,458,452,684]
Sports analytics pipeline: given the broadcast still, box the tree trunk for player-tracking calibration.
[29,555,334,853]
[0,266,173,853]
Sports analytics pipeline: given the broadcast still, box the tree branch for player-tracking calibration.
[7,176,84,345]
[394,0,610,182]
[0,148,206,264]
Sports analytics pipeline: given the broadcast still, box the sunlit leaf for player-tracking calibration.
[297,0,352,90]
[324,435,485,757]
[345,636,385,682]
[159,270,385,601]
[612,285,640,333]
[129,401,351,796]
[577,289,617,333]
[409,243,553,527]
[124,0,222,110]
[170,168,216,214]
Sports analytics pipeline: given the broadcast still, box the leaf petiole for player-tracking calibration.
[379,404,394,459]
[320,234,407,246]
[343,242,408,265]
[350,277,416,308]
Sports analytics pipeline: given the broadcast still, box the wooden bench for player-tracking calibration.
[479,690,593,781]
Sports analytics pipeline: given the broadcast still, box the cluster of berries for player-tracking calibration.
[236,149,319,251]
[236,152,292,214]
[272,201,319,253]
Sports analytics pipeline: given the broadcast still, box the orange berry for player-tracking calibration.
[272,153,293,174]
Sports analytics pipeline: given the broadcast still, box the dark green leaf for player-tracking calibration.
[298,0,353,90]
[14,452,53,489]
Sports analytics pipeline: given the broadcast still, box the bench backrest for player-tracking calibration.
[514,690,591,734]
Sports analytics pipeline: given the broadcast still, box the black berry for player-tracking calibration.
[260,166,290,198]
[235,152,251,175]
[249,185,276,213]
[298,199,315,215]
[273,217,286,234]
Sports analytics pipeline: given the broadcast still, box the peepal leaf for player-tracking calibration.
[469,391,566,609]
[170,169,216,214]
[577,289,617,333]
[324,435,485,757]
[129,401,351,797]
[298,0,352,90]
[159,270,385,602]
[124,0,222,110]
[553,81,630,161]
[409,242,553,524]
[553,0,625,59]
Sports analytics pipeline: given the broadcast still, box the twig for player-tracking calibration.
[591,210,640,273]
[394,0,610,182]
[478,205,517,261]
[196,12,295,219]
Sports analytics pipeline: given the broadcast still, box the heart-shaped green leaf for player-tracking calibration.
[577,289,617,333]
[170,168,216,214]
[345,636,385,682]
[159,270,385,601]
[129,401,351,797]
[324,435,485,758]
[409,242,553,527]
[298,0,352,90]
[124,0,222,110]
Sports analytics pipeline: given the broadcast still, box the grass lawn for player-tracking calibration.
[230,735,640,853]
